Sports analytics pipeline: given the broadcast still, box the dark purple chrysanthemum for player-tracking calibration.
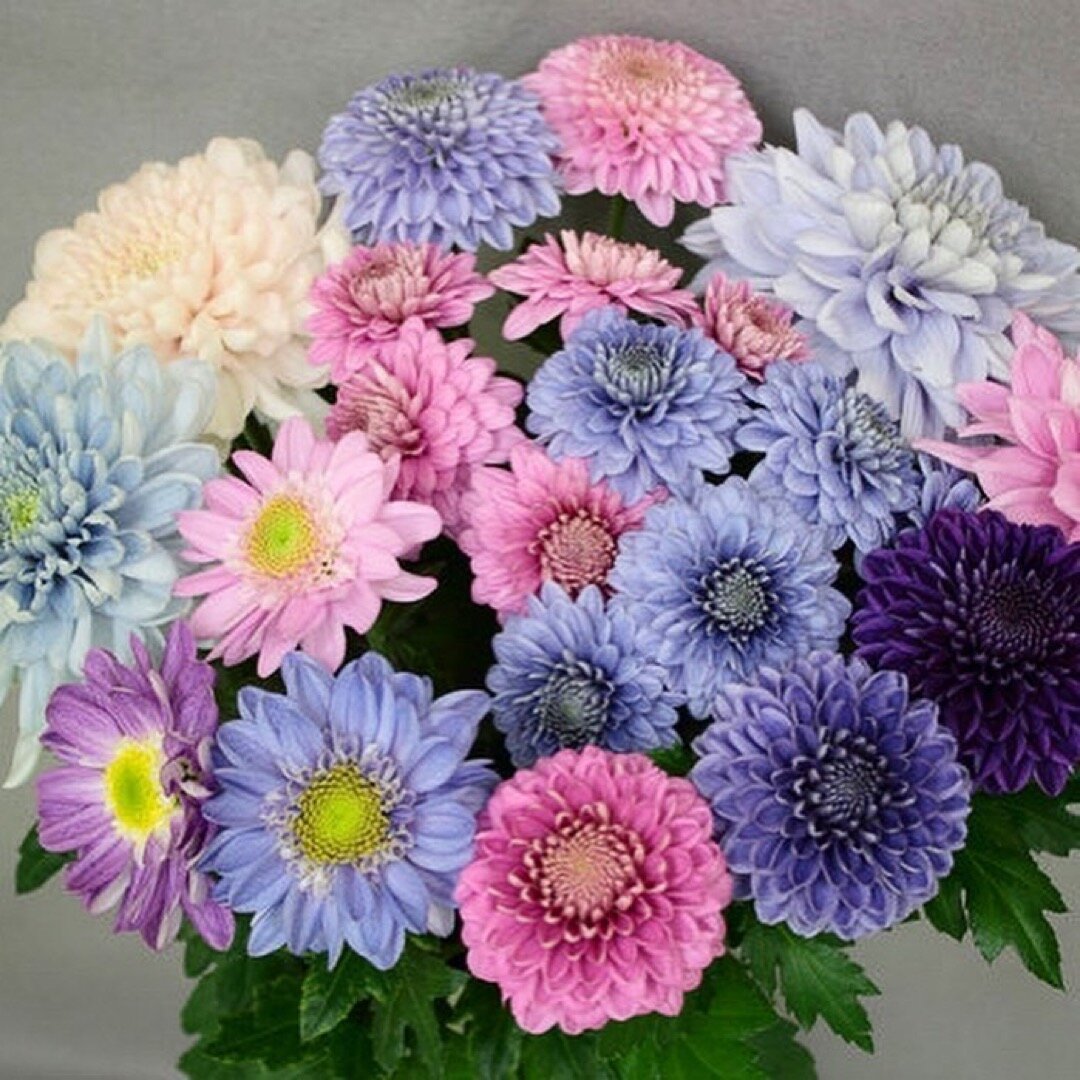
[691,652,970,940]
[853,509,1080,794]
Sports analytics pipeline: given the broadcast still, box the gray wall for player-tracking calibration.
[0,2,1078,1077]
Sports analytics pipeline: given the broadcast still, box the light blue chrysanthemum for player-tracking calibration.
[318,68,561,251]
[908,453,982,529]
[0,322,217,786]
[609,478,849,717]
[682,110,1080,439]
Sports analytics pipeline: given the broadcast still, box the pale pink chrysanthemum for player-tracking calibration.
[489,230,699,341]
[175,416,441,677]
[918,313,1080,542]
[457,443,659,618]
[308,241,495,383]
[325,318,524,536]
[524,35,762,228]
[699,272,811,380]
[455,746,732,1035]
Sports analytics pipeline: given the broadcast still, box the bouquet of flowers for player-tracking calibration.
[5,33,1078,1079]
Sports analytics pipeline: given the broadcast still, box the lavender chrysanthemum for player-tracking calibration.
[202,651,495,968]
[853,509,1080,794]
[738,361,920,551]
[609,479,849,717]
[691,653,970,940]
[906,453,982,529]
[526,308,748,500]
[683,110,1080,438]
[487,583,679,766]
[318,68,561,251]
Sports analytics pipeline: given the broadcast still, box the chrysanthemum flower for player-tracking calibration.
[738,361,921,551]
[525,35,762,227]
[489,231,698,341]
[487,584,679,766]
[175,417,441,677]
[691,653,970,940]
[527,308,747,500]
[37,622,234,951]
[319,68,560,251]
[0,325,218,787]
[609,479,849,717]
[906,454,982,530]
[918,313,1080,541]
[308,242,494,383]
[853,508,1080,794]
[1,138,349,441]
[202,651,494,967]
[457,443,658,619]
[683,111,1080,438]
[456,746,731,1034]
[325,319,523,538]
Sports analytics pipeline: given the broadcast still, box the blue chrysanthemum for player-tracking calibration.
[683,110,1080,439]
[738,361,920,551]
[526,308,748,500]
[609,479,849,717]
[691,653,971,940]
[202,651,495,969]
[907,453,982,529]
[0,322,217,787]
[487,583,679,766]
[318,68,561,251]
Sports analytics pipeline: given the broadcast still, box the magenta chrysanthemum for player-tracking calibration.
[489,231,698,341]
[457,443,658,618]
[524,35,762,227]
[175,417,441,676]
[308,242,494,383]
[325,319,524,536]
[456,746,732,1035]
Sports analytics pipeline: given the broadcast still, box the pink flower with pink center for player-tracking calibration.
[308,241,494,383]
[489,230,699,341]
[918,313,1080,541]
[699,273,811,379]
[525,35,762,227]
[455,746,732,1035]
[175,416,441,676]
[457,443,659,618]
[325,318,524,536]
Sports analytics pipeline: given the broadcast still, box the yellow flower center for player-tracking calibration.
[293,765,391,865]
[104,742,174,841]
[97,230,185,299]
[245,495,319,578]
[1,486,40,543]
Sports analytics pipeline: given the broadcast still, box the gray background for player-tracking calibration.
[0,1,1078,1077]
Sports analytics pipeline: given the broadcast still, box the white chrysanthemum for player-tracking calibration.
[2,138,349,440]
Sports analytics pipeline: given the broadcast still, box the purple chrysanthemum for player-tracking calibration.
[201,651,495,968]
[691,652,971,940]
[36,622,233,952]
[318,68,561,251]
[853,509,1080,794]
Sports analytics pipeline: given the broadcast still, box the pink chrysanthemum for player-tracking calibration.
[175,417,441,676]
[918,313,1080,542]
[699,273,811,379]
[325,318,524,536]
[525,35,762,227]
[458,443,658,618]
[456,746,732,1035]
[308,241,495,383]
[489,230,699,341]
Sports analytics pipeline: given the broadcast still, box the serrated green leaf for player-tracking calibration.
[203,975,307,1068]
[748,1020,818,1080]
[923,873,967,941]
[998,778,1080,857]
[179,921,223,979]
[647,743,696,777]
[14,823,72,894]
[300,950,385,1042]
[521,1029,615,1080]
[456,980,524,1079]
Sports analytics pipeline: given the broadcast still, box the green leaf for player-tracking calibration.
[748,1020,818,1080]
[455,980,524,1079]
[922,874,966,941]
[179,921,225,979]
[300,950,385,1042]
[14,823,72,894]
[203,975,306,1068]
[521,1030,615,1080]
[999,777,1080,857]
[647,743,696,777]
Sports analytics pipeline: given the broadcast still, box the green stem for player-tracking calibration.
[607,193,628,240]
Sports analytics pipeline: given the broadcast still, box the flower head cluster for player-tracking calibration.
[456,747,731,1034]
[319,68,560,251]
[0,326,218,786]
[1,138,348,441]
[176,417,441,677]
[526,35,761,227]
[683,111,1080,438]
[906,454,982,530]
[854,509,1080,795]
[527,308,747,500]
[202,651,494,967]
[691,653,971,940]
[37,623,234,951]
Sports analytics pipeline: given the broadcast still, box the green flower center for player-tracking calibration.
[245,495,319,578]
[0,485,41,544]
[105,741,175,840]
[293,765,391,865]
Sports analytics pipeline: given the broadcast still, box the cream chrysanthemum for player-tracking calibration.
[2,137,349,441]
